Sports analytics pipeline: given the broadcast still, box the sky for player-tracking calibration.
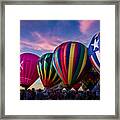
[20,20,100,89]
[20,20,100,57]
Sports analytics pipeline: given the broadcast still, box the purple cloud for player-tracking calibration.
[78,20,100,47]
[79,20,95,34]
[20,32,65,52]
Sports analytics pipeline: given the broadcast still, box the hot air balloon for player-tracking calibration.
[20,53,39,89]
[53,41,87,89]
[78,55,100,90]
[88,32,100,73]
[37,53,61,89]
[72,82,82,91]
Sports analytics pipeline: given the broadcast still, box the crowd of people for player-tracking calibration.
[20,87,100,100]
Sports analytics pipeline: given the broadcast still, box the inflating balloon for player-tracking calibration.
[88,32,100,73]
[53,41,87,88]
[20,53,39,88]
[37,53,61,88]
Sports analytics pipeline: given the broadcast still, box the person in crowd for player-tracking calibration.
[36,89,44,100]
[25,89,32,100]
[31,88,36,100]
[20,89,25,100]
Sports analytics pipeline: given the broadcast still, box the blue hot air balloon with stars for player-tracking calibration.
[88,32,100,73]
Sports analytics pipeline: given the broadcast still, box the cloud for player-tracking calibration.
[78,20,100,47]
[21,39,55,51]
[21,32,64,52]
[79,20,95,34]
[31,32,43,40]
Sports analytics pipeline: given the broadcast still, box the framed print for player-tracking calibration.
[0,0,119,119]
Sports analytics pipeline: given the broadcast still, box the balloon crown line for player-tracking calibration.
[53,41,87,52]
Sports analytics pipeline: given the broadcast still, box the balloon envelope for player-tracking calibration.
[88,32,100,73]
[78,56,100,90]
[37,53,61,88]
[53,41,87,88]
[20,53,39,88]
[72,83,82,90]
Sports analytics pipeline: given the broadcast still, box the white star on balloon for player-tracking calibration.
[20,61,23,72]
[91,38,99,51]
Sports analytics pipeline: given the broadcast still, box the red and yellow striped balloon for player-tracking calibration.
[53,41,87,88]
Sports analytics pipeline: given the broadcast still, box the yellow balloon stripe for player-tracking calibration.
[37,65,40,76]
[44,56,47,80]
[68,43,76,85]
[39,62,43,80]
[53,77,60,85]
[77,48,87,80]
[37,64,43,81]
[48,63,52,80]
[52,72,57,82]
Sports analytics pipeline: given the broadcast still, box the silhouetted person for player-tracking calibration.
[31,88,36,100]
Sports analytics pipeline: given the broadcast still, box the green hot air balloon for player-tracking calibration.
[53,41,87,89]
[37,53,61,89]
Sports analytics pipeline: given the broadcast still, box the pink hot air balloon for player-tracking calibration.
[20,53,39,88]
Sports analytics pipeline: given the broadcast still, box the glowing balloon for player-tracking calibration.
[37,53,61,88]
[72,83,82,90]
[88,32,100,73]
[53,41,87,88]
[20,53,39,88]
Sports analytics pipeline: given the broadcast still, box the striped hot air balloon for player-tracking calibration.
[37,53,61,89]
[53,41,87,88]
[20,53,39,88]
[88,32,100,73]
